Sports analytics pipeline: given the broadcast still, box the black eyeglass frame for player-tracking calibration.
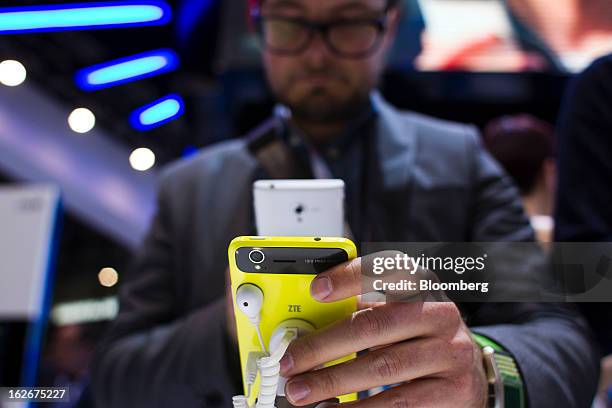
[252,9,390,59]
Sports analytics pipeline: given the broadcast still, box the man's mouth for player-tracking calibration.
[295,74,338,86]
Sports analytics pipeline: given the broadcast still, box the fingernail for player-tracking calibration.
[311,276,332,300]
[286,380,310,403]
[279,352,294,375]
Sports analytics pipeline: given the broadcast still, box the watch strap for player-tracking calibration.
[472,333,525,408]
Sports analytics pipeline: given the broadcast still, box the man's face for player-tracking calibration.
[259,0,398,123]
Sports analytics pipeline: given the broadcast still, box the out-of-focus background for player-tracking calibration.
[1,0,612,406]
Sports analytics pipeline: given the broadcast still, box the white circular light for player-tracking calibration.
[129,147,155,171]
[0,60,27,86]
[68,108,96,133]
[98,267,119,287]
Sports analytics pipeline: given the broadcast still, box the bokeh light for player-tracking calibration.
[0,60,27,86]
[68,108,96,133]
[98,267,119,287]
[129,147,155,171]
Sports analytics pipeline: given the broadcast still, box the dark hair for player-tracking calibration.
[254,0,402,9]
[483,115,555,195]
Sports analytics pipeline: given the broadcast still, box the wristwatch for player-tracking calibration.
[472,333,525,408]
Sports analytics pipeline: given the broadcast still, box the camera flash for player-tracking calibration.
[255,265,261,270]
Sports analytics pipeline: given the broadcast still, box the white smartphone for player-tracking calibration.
[253,179,345,237]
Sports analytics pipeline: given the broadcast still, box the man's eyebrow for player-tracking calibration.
[330,1,384,15]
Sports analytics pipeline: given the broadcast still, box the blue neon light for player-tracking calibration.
[76,49,179,91]
[130,94,184,130]
[0,1,171,34]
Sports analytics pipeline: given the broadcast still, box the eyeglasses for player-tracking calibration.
[253,12,389,59]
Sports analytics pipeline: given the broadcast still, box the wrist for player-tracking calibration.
[472,332,525,408]
[474,343,489,408]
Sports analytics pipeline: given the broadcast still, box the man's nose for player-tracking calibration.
[301,30,332,67]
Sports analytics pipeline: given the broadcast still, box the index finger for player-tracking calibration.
[310,256,362,302]
[311,250,419,302]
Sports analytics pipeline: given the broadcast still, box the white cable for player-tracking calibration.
[270,329,297,361]
[255,325,267,354]
[246,352,264,392]
[232,395,251,408]
[232,328,298,408]
[256,328,297,408]
[255,356,280,408]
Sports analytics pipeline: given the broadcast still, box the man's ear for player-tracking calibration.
[383,6,402,47]
[389,5,402,28]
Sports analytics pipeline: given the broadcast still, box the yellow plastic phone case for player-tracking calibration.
[228,236,358,404]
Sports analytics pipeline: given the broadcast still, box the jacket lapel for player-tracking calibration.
[364,92,419,242]
[371,91,418,190]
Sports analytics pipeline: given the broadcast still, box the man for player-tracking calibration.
[555,54,612,248]
[555,54,612,401]
[92,0,599,407]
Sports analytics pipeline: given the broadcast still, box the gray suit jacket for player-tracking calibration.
[92,93,599,407]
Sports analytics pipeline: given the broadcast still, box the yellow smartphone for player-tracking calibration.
[228,236,358,405]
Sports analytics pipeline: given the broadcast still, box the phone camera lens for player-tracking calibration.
[249,249,265,264]
[295,204,304,215]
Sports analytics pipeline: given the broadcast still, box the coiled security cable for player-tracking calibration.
[232,328,297,408]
